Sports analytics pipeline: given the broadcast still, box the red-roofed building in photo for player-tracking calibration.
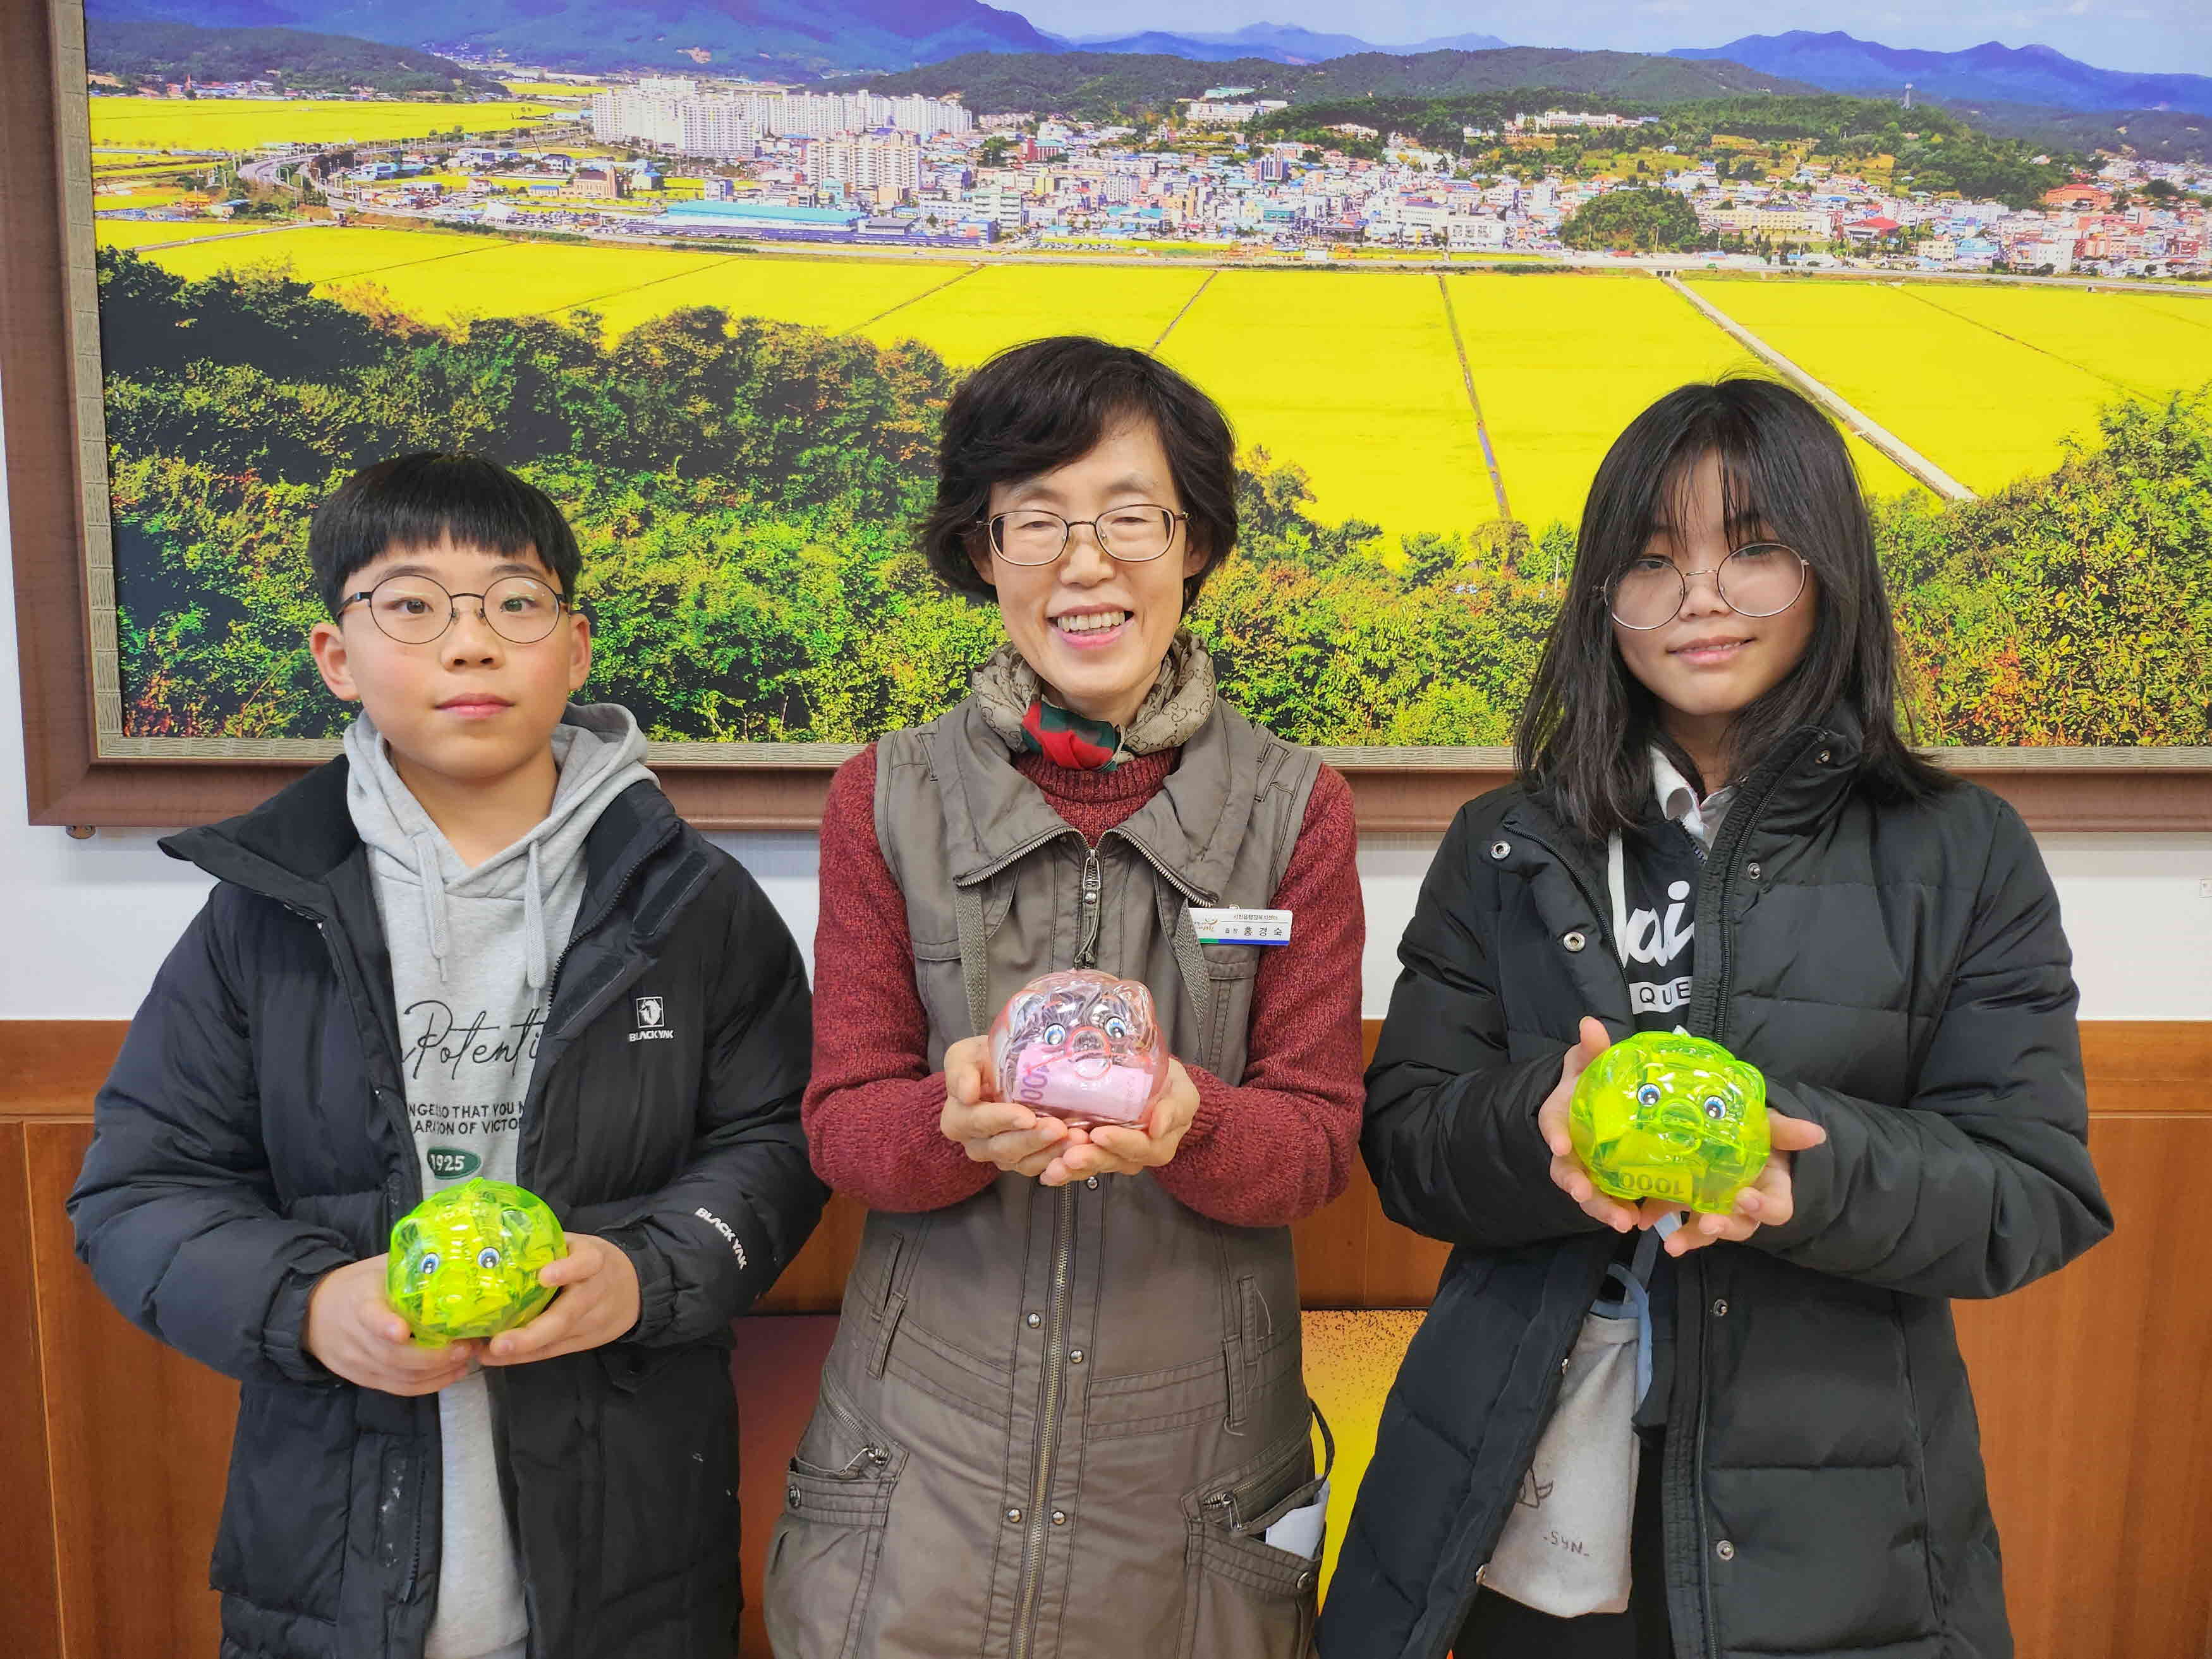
[1843,215,1900,242]
[2043,182,2113,210]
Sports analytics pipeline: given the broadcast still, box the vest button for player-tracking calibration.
[1006,1507,1024,1524]
[1085,1176,1100,1189]
[1490,840,1510,860]
[1562,931,1587,953]
[1025,1312,1042,1328]
[1050,1509,1068,1526]
[1716,1539,1736,1562]
[1069,1348,1085,1364]
[1297,1571,1316,1591]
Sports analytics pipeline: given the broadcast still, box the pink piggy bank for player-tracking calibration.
[989,969,1170,1127]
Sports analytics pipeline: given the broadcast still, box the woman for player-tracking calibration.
[766,336,1366,1658]
[1323,379,2111,1659]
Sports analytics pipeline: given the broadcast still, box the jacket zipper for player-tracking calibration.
[295,907,429,1600]
[1011,1180,1079,1659]
[1075,843,1103,968]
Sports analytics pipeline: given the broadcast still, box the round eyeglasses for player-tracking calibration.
[337,573,571,646]
[983,505,1186,566]
[1603,544,1810,631]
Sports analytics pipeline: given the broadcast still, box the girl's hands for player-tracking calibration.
[940,1034,1074,1177]
[1537,1018,1643,1231]
[1660,1109,1828,1256]
[1535,1013,1832,1250]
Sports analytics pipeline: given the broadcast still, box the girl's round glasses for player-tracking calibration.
[1603,544,1810,631]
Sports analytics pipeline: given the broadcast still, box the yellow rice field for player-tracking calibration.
[95,219,269,251]
[87,98,573,153]
[1681,276,2191,494]
[861,264,1213,362]
[1158,268,1500,531]
[122,218,2193,532]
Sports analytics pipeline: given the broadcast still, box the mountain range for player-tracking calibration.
[80,0,1057,75]
[1057,23,1507,64]
[1670,31,2212,118]
[77,2,2212,124]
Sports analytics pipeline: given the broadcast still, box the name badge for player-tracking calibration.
[1189,907,1292,947]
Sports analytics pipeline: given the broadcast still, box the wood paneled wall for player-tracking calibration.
[3,1021,2208,1658]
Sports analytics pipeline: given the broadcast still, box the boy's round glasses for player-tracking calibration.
[1603,544,1810,631]
[983,505,1186,566]
[337,574,569,645]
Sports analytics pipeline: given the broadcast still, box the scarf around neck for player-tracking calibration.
[971,629,1217,772]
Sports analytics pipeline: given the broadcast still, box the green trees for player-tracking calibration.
[1560,185,1702,252]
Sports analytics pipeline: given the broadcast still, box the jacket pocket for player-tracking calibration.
[1177,1426,1323,1659]
[763,1383,907,1659]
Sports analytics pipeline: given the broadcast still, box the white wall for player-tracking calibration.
[3,410,2208,1023]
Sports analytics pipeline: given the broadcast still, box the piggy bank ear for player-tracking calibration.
[392,1218,423,1260]
[499,1206,538,1243]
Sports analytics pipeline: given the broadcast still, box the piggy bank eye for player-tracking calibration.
[1636,1084,1661,1107]
[477,1246,502,1270]
[417,1253,441,1276]
[1103,1016,1129,1039]
[1703,1097,1727,1119]
[1043,1023,1067,1046]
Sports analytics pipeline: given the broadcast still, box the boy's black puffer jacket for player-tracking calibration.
[1320,711,2112,1659]
[68,757,825,1659]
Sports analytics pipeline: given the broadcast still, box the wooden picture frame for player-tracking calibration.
[8,0,2211,832]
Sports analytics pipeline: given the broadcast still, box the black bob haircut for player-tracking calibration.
[920,336,1237,607]
[1515,377,1950,840]
[308,452,583,617]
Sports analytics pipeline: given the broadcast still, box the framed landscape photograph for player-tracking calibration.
[8,0,2210,830]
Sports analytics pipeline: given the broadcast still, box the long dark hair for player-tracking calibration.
[1515,377,1948,838]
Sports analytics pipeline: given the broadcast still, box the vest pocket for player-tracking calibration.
[1176,1428,1323,1659]
[763,1383,907,1659]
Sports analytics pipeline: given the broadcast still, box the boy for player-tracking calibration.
[70,453,825,1659]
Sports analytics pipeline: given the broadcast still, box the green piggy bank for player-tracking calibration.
[1569,1031,1770,1215]
[387,1178,567,1346]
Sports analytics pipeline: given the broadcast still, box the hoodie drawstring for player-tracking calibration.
[523,839,548,995]
[415,831,451,983]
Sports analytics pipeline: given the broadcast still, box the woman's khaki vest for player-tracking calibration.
[765,696,1328,1659]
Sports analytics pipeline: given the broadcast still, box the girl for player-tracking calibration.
[765,337,1366,1657]
[1322,379,2112,1659]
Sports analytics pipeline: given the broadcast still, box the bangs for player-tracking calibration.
[308,453,581,614]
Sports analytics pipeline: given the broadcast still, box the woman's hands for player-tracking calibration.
[1536,1015,1828,1250]
[939,1036,1200,1186]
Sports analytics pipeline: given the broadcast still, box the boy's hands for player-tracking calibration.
[304,1255,477,1395]
[482,1235,641,1365]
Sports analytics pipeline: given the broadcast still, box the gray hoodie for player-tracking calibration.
[344,703,655,1659]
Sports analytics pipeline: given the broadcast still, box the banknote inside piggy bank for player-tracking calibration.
[387,1177,568,1345]
[989,969,1170,1127]
[1569,1031,1770,1215]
